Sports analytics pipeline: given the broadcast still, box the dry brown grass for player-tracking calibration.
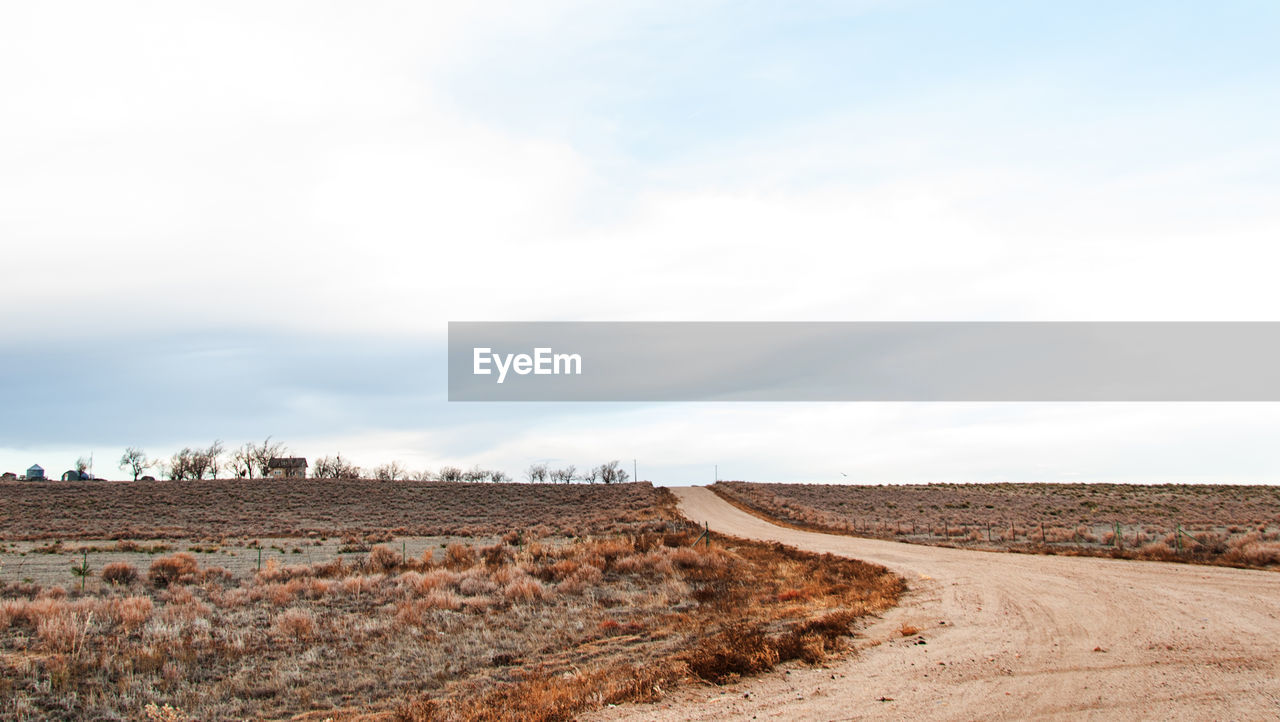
[0,514,902,720]
[148,552,200,588]
[101,561,139,586]
[713,481,1280,569]
[0,480,671,541]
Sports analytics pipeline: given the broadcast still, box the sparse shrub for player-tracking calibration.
[684,624,779,683]
[39,586,67,601]
[149,552,199,588]
[612,553,648,575]
[501,576,547,602]
[159,586,212,621]
[0,600,21,631]
[1223,533,1280,566]
[36,608,89,652]
[367,544,401,574]
[480,543,514,567]
[1137,541,1177,561]
[415,569,460,594]
[556,565,603,595]
[423,589,463,610]
[457,569,498,596]
[540,559,580,582]
[444,543,477,570]
[271,608,316,640]
[101,562,139,586]
[776,587,811,602]
[109,596,153,630]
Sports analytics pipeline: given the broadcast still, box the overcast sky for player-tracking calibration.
[3,2,1280,483]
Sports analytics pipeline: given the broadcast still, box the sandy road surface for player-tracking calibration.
[590,486,1280,721]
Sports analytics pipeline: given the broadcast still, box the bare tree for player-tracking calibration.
[75,456,90,478]
[411,469,435,481]
[373,461,406,481]
[119,447,149,481]
[188,448,212,480]
[489,470,511,482]
[206,439,225,479]
[579,466,599,484]
[594,460,629,484]
[550,465,576,484]
[231,443,254,479]
[525,463,549,483]
[438,466,463,482]
[164,449,191,480]
[462,465,489,483]
[313,454,362,480]
[247,437,286,479]
[164,447,208,481]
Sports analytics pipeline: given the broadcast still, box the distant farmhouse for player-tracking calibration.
[267,457,307,479]
[26,464,45,481]
[1,472,15,481]
[61,469,93,481]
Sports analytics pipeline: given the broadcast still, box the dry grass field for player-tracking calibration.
[712,481,1280,567]
[0,484,903,720]
[0,479,669,540]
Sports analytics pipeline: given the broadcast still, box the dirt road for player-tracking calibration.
[592,486,1280,721]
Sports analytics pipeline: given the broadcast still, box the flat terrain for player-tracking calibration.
[0,479,669,540]
[713,481,1280,565]
[714,481,1280,527]
[0,484,903,720]
[597,487,1280,721]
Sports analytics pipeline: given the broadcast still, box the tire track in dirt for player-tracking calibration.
[590,486,1280,721]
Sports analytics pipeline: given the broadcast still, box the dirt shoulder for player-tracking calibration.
[589,486,1280,721]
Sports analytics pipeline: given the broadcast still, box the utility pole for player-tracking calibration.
[633,459,637,483]
[714,464,718,483]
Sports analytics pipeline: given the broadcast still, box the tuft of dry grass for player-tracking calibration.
[271,607,317,640]
[148,552,199,588]
[101,561,139,586]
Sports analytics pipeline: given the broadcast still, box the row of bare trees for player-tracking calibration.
[524,460,630,484]
[119,438,287,481]
[117,443,632,483]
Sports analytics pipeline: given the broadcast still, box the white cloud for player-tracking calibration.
[3,2,1280,484]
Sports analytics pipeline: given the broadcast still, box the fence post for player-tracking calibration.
[705,521,710,549]
[1175,524,1182,554]
[257,547,262,572]
[1040,522,1046,544]
[402,541,407,566]
[1115,521,1122,549]
[986,522,991,542]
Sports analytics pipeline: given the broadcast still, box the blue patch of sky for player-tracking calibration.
[442,2,1280,167]
[0,331,646,454]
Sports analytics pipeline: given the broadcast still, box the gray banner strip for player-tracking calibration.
[448,322,1280,401]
